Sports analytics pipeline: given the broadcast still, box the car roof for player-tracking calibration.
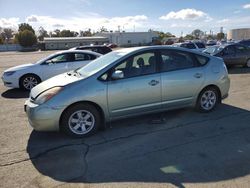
[115,46,210,57]
[54,50,102,56]
[76,45,111,48]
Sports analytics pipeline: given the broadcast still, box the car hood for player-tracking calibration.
[4,63,34,72]
[30,72,83,98]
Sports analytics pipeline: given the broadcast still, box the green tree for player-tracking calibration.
[38,26,49,41]
[51,29,61,37]
[59,30,78,37]
[16,30,37,47]
[153,31,175,41]
[191,29,204,39]
[18,23,35,34]
[80,28,92,37]
[207,34,215,40]
[1,28,14,43]
[0,37,4,44]
[217,32,225,40]
[99,26,108,33]
[184,34,195,40]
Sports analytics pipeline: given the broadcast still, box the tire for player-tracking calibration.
[60,103,101,138]
[20,74,41,90]
[196,87,219,113]
[245,59,250,68]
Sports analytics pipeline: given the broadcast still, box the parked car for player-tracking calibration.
[70,45,112,54]
[107,43,118,48]
[175,42,206,52]
[1,50,101,90]
[203,44,250,67]
[25,46,230,137]
[206,40,217,46]
[238,39,250,47]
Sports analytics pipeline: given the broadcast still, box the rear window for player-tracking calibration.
[195,54,209,66]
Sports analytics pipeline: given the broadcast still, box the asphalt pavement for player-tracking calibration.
[0,51,250,188]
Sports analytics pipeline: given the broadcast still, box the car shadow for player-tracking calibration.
[228,67,250,74]
[26,104,250,187]
[1,88,29,99]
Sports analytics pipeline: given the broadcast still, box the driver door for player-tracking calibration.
[107,51,162,118]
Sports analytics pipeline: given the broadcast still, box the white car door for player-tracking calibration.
[40,53,72,81]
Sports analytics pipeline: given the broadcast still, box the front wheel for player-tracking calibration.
[196,87,219,112]
[20,74,41,90]
[60,103,101,137]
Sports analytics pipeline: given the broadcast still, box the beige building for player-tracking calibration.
[227,28,250,40]
[43,37,109,50]
[96,32,158,47]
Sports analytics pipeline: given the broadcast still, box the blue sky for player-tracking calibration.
[0,0,250,36]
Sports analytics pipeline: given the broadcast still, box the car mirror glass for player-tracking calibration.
[111,70,124,80]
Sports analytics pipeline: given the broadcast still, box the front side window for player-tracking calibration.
[160,50,195,72]
[113,52,156,79]
[45,53,74,64]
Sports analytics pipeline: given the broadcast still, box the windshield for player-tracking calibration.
[77,51,124,76]
[203,46,224,55]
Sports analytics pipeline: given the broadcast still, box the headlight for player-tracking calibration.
[34,87,63,105]
[4,71,16,76]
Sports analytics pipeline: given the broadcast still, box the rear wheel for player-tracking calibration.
[245,59,250,68]
[60,103,101,138]
[196,87,219,112]
[20,74,41,90]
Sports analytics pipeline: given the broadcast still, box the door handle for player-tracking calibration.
[148,80,159,86]
[194,73,202,78]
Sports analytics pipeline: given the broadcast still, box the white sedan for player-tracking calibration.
[1,50,101,90]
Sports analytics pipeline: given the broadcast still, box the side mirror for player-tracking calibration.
[111,70,124,80]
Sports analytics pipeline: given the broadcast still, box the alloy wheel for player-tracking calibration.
[23,76,38,90]
[200,90,217,111]
[68,110,95,135]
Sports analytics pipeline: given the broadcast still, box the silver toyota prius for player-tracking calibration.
[25,46,230,137]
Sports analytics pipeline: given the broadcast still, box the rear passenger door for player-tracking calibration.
[160,49,205,108]
[234,45,249,64]
[222,45,237,65]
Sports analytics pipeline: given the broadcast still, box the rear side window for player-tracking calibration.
[195,42,205,48]
[160,50,195,72]
[75,53,97,61]
[195,54,209,66]
[235,45,248,53]
[180,43,196,49]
